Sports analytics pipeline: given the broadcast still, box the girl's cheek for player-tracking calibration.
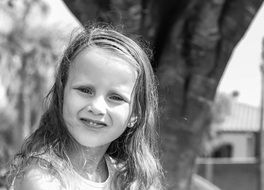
[115,105,131,118]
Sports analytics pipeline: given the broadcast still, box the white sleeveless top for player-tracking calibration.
[11,150,116,190]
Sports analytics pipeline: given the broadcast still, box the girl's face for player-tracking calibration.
[62,47,137,148]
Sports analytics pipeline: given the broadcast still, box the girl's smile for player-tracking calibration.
[62,47,137,148]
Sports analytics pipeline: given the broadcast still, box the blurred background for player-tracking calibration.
[0,0,264,190]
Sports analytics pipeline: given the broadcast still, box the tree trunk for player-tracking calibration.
[157,1,263,189]
[63,0,263,189]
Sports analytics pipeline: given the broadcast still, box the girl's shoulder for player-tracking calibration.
[13,160,63,190]
[11,149,66,190]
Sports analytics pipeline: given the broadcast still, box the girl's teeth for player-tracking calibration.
[88,121,96,126]
[81,118,105,127]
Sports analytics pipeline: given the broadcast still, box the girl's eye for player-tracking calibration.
[110,95,125,102]
[77,87,93,95]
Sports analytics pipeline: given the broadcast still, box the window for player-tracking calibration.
[210,144,233,158]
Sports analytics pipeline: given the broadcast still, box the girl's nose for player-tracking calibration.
[87,96,107,115]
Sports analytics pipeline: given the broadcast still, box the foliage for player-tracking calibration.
[0,0,67,187]
[212,93,232,124]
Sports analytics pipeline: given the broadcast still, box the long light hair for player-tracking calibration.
[8,25,164,189]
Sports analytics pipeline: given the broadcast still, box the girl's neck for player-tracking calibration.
[67,144,109,182]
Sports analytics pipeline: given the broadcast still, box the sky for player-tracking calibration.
[217,3,264,107]
[44,0,80,28]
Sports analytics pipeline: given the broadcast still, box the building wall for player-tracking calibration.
[211,132,255,158]
[197,131,259,190]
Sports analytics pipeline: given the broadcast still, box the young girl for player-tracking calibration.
[7,25,164,190]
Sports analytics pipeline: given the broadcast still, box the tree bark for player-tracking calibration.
[63,0,263,189]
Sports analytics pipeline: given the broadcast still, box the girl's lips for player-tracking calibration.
[80,118,107,128]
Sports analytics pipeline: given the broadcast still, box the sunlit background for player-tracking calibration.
[218,3,264,107]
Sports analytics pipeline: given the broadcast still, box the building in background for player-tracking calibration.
[197,101,260,190]
[210,102,260,159]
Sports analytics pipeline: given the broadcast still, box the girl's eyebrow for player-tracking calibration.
[72,84,90,89]
[71,81,93,87]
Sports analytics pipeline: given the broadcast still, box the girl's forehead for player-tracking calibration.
[72,46,139,72]
[69,47,138,83]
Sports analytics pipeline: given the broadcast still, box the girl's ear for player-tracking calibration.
[128,116,137,128]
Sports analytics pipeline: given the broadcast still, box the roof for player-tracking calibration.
[213,102,261,132]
